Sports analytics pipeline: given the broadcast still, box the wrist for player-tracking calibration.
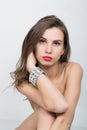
[29,67,45,86]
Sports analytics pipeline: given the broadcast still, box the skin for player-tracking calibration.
[15,27,83,130]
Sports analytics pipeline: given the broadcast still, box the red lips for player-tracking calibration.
[43,56,52,61]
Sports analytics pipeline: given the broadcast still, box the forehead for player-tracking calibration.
[42,27,64,40]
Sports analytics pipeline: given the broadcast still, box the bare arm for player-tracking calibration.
[17,73,68,113]
[50,63,83,130]
[17,52,68,113]
[36,73,68,113]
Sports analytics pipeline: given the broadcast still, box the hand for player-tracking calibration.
[26,52,37,73]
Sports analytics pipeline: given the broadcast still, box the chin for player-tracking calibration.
[39,62,53,68]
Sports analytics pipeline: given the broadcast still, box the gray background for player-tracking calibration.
[0,0,87,128]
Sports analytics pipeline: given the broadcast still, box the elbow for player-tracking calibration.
[58,102,69,113]
[53,102,69,113]
[59,102,69,113]
[43,99,69,113]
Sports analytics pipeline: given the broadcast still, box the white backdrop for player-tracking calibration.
[0,0,87,128]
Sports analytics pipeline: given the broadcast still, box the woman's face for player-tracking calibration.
[35,27,64,67]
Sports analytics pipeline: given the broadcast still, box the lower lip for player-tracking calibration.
[43,57,52,61]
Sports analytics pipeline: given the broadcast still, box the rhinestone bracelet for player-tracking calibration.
[29,67,44,86]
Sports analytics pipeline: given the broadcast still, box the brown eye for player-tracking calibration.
[53,41,61,46]
[39,38,46,44]
[40,39,45,43]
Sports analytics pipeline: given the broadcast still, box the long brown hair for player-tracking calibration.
[11,15,71,88]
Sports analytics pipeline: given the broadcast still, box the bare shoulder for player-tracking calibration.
[65,62,83,79]
[67,62,83,72]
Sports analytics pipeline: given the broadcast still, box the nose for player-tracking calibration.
[45,44,52,53]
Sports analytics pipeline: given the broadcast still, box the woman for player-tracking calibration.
[11,15,83,130]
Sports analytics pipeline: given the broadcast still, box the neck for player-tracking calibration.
[38,63,61,80]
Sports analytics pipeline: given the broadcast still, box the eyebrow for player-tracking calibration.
[40,36,63,43]
[40,37,46,40]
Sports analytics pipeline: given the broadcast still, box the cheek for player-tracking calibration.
[35,48,41,60]
[54,49,64,59]
[58,48,64,56]
[35,50,38,58]
[35,46,44,56]
[61,49,64,55]
[35,45,39,56]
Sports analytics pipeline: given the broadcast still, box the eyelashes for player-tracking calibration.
[39,38,46,44]
[53,41,61,46]
[38,37,63,46]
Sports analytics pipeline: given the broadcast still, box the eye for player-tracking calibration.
[53,41,61,46]
[39,38,46,44]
